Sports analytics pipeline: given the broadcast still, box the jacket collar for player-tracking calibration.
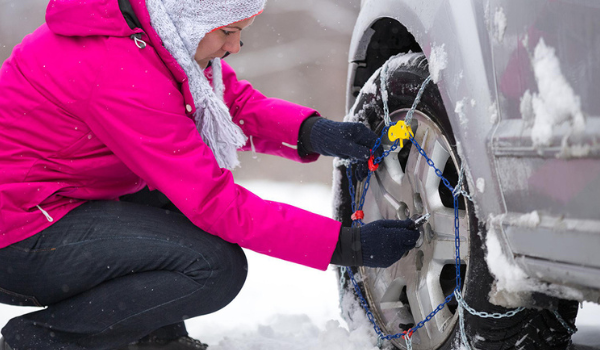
[128,0,188,84]
[118,0,142,30]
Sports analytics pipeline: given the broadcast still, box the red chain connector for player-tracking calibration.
[351,210,364,221]
[368,154,379,172]
[402,329,414,339]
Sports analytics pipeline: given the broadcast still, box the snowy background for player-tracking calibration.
[1,181,599,349]
[1,0,599,348]
[227,0,361,185]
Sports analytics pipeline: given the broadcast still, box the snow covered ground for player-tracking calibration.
[0,181,599,349]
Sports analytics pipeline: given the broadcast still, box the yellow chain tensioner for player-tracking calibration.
[387,120,413,148]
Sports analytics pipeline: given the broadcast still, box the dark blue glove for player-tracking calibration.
[300,117,378,161]
[360,219,420,268]
[298,117,381,180]
[330,219,420,268]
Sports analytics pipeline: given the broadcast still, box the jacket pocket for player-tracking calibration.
[0,286,43,307]
[55,131,95,158]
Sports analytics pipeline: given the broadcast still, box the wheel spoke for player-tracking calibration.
[421,260,455,335]
[370,158,415,220]
[378,277,415,324]
[421,144,451,211]
[362,189,385,222]
[430,209,469,261]
[366,172,400,220]
[431,236,465,263]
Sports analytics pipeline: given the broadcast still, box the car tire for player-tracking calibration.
[333,52,578,350]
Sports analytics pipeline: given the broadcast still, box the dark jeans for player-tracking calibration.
[0,189,248,349]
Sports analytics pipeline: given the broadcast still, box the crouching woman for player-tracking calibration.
[0,0,419,348]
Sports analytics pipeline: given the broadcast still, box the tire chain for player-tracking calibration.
[340,56,531,350]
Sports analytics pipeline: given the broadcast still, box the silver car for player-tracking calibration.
[333,1,600,349]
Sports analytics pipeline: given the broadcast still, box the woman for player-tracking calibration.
[0,0,419,349]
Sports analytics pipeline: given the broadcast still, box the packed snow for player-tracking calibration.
[521,33,529,49]
[529,38,586,149]
[514,211,541,228]
[493,7,507,42]
[489,101,499,124]
[485,219,532,306]
[345,52,427,127]
[558,140,598,159]
[485,214,585,307]
[428,43,448,84]
[520,89,534,127]
[385,52,426,75]
[476,178,485,193]
[455,99,468,126]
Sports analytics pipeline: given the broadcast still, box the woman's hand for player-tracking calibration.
[304,118,378,160]
[330,219,420,268]
[360,219,420,268]
[299,117,382,180]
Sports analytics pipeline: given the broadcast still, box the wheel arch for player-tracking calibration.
[344,1,502,216]
[346,1,498,143]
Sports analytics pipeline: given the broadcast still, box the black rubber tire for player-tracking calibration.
[334,53,578,350]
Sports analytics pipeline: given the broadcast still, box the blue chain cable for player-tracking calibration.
[342,70,522,349]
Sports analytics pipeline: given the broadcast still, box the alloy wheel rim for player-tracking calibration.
[358,108,470,349]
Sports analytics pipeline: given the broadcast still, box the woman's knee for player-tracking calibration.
[217,243,248,295]
[186,241,247,310]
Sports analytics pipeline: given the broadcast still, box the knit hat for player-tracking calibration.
[146,0,266,169]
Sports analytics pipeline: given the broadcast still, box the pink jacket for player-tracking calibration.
[0,0,340,270]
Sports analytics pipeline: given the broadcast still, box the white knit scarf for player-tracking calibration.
[146,0,266,169]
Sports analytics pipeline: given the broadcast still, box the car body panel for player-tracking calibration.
[347,0,600,304]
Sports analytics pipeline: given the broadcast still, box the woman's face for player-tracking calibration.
[195,17,256,69]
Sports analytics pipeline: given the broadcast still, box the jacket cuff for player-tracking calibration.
[297,115,321,157]
[330,226,363,266]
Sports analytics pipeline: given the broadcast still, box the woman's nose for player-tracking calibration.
[224,37,242,54]
[222,42,243,59]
